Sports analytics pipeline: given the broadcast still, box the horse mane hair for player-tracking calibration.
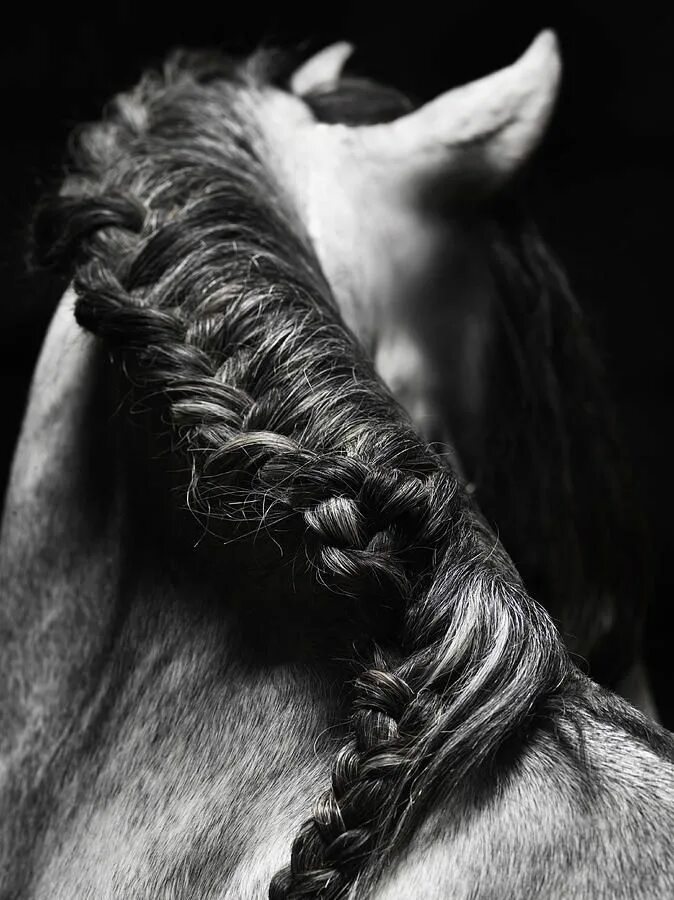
[32,48,589,897]
[472,213,647,684]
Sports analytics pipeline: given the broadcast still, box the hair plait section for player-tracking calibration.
[68,218,460,624]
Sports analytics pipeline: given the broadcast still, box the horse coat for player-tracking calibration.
[1,32,672,899]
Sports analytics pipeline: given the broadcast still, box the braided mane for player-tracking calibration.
[34,49,573,898]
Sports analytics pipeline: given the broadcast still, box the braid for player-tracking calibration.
[33,49,572,898]
[70,220,457,610]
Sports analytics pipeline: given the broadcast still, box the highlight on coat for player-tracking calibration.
[1,31,672,899]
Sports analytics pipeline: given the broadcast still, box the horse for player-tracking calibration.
[1,30,672,899]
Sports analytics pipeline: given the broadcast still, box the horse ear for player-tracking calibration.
[290,42,355,96]
[358,30,562,189]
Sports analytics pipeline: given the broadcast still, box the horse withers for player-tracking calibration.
[1,32,672,899]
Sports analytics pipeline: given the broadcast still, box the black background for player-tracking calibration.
[1,3,671,723]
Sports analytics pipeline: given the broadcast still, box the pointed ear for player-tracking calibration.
[290,42,355,96]
[356,31,562,189]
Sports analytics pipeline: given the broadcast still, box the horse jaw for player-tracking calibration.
[256,33,560,467]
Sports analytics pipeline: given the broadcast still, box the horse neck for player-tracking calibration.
[0,290,125,770]
[0,290,129,888]
[0,292,341,896]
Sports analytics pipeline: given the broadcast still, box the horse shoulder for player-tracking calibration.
[372,706,674,899]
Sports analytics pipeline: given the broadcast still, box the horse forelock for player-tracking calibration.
[22,45,647,898]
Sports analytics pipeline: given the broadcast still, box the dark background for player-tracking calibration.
[1,3,671,722]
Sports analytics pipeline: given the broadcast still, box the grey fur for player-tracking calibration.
[0,46,672,900]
